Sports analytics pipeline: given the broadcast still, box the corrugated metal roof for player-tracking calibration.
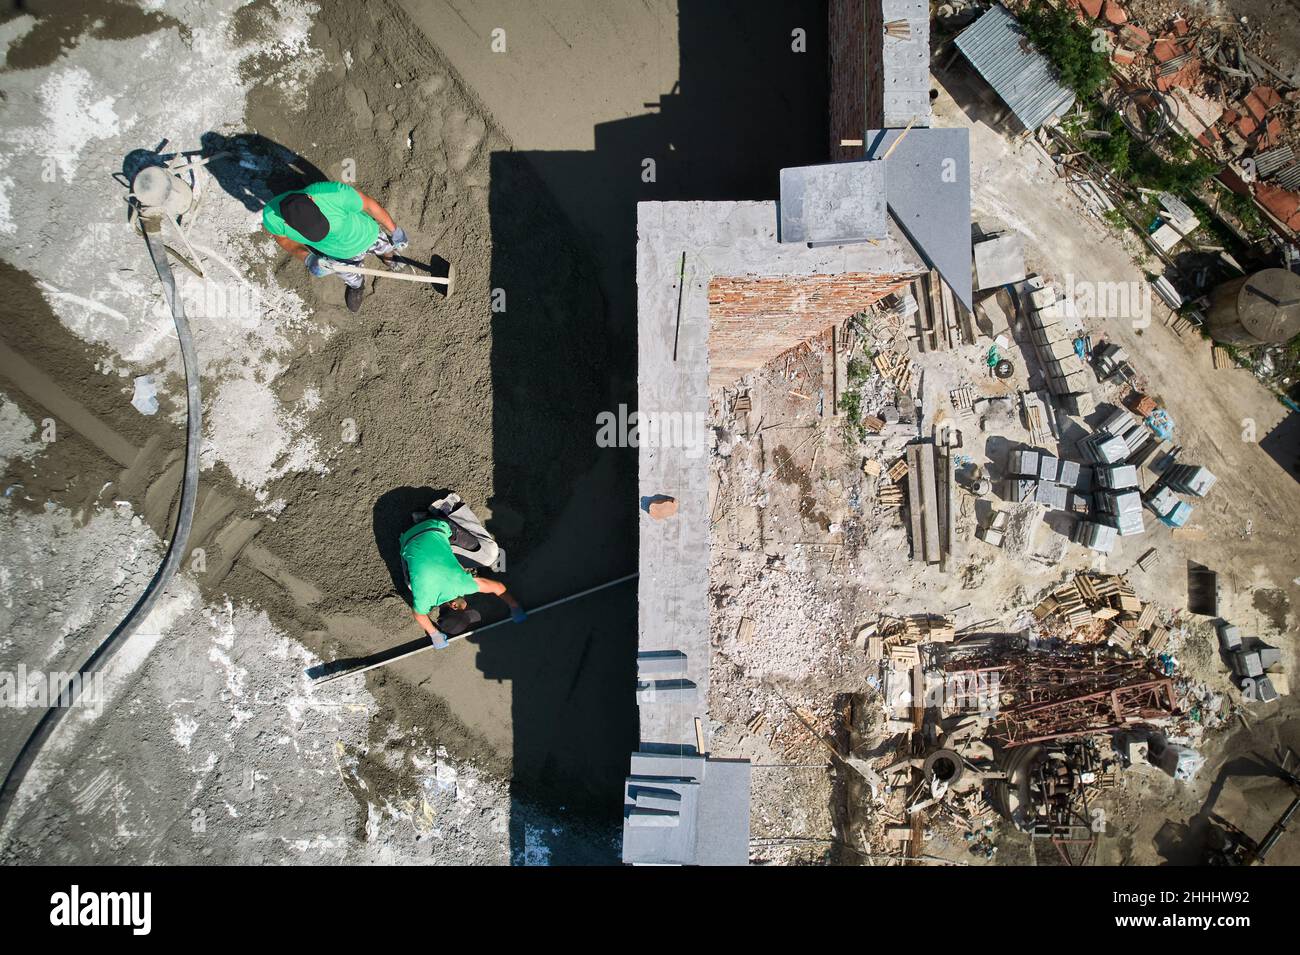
[955,5,1076,131]
[1255,145,1296,179]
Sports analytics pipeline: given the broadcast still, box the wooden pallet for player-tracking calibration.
[888,457,910,482]
[879,484,906,508]
[873,350,914,394]
[1212,345,1232,369]
[950,384,975,417]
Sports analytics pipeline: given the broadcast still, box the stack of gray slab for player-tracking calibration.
[1096,489,1145,536]
[1217,623,1282,703]
[1081,432,1129,464]
[1165,463,1216,497]
[622,752,752,865]
[1080,408,1149,464]
[1005,447,1073,511]
[1074,520,1118,553]
[1034,481,1068,509]
[1094,342,1127,378]
[1009,448,1039,476]
[1094,463,1139,490]
[1023,284,1092,411]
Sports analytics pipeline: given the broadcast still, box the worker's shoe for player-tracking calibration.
[431,493,461,515]
[344,284,363,312]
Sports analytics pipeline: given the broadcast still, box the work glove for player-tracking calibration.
[390,226,409,250]
[510,606,527,624]
[305,252,332,277]
[429,629,449,649]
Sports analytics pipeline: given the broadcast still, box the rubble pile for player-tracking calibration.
[1019,0,1300,235]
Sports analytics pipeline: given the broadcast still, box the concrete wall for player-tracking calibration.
[635,201,922,752]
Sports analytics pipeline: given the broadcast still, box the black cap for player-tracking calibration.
[280,193,329,242]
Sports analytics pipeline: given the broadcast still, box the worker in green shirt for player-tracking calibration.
[399,514,526,647]
[262,180,409,313]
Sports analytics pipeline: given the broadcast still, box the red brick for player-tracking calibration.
[829,0,867,161]
[1152,37,1181,62]
[1172,16,1189,36]
[707,273,916,386]
[1112,46,1136,65]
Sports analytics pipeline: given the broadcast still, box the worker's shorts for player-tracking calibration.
[328,233,397,289]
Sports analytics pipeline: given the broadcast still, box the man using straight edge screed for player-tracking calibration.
[400,497,526,648]
[262,180,409,313]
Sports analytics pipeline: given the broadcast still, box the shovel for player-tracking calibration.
[328,253,456,297]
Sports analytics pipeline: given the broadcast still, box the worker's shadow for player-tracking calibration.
[197,131,329,211]
[371,485,453,602]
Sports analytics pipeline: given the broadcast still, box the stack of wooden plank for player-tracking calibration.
[902,614,956,643]
[874,614,956,658]
[879,482,905,508]
[1212,345,1232,369]
[873,349,913,393]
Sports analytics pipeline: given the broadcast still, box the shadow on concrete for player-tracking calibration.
[479,0,830,862]
[371,485,452,600]
[198,131,328,211]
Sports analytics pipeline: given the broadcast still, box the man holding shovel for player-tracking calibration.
[262,180,409,312]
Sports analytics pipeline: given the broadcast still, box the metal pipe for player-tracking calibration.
[309,572,638,684]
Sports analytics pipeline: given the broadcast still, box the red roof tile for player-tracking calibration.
[1078,0,1103,18]
[1152,37,1180,62]
[1103,1,1127,24]
[1118,24,1151,48]
[1255,182,1300,230]
[1253,85,1282,110]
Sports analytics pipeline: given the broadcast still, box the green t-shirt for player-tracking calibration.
[399,518,478,615]
[262,181,380,259]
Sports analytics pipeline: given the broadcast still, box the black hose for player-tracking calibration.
[0,213,202,830]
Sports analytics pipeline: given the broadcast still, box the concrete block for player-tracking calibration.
[974,232,1026,290]
[1217,624,1242,651]
[637,650,688,677]
[779,161,888,244]
[1253,675,1280,704]
[1258,646,1282,670]
[1231,650,1264,679]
